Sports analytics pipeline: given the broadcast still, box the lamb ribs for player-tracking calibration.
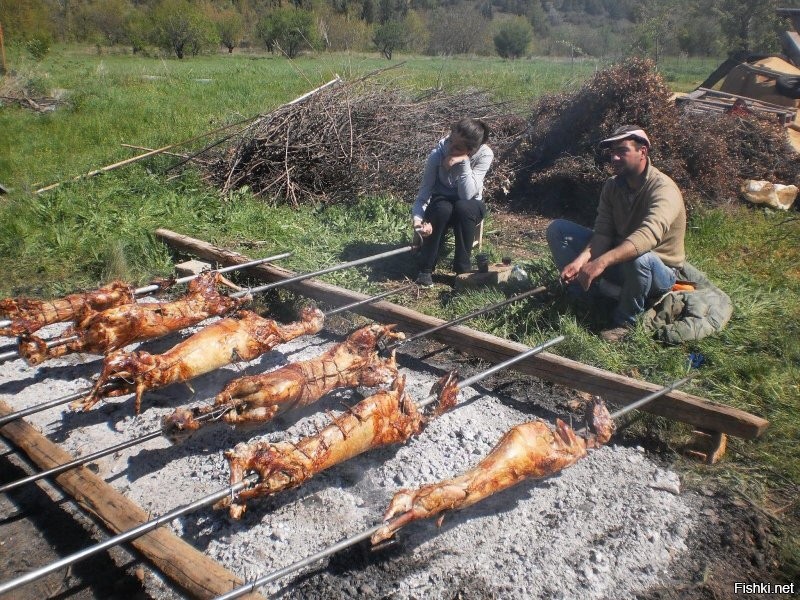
[17,272,246,366]
[161,322,404,439]
[72,306,325,414]
[218,371,459,519]
[371,398,615,545]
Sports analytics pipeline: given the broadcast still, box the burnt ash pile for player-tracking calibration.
[3,323,699,600]
[206,76,526,206]
[506,58,800,222]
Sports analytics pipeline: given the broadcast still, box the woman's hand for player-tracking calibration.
[413,220,433,238]
[445,153,469,169]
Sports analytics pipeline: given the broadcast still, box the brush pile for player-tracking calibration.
[508,58,800,221]
[206,75,526,206]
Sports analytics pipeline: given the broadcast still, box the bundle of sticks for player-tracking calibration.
[513,57,800,217]
[207,76,527,207]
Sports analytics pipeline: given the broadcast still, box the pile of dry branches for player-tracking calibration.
[206,76,526,206]
[0,74,63,113]
[507,58,800,220]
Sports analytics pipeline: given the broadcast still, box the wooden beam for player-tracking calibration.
[155,228,769,440]
[0,399,263,600]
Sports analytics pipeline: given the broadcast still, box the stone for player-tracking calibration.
[175,259,212,277]
[453,264,513,290]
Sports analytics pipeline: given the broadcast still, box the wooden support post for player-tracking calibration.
[154,228,769,440]
[0,399,264,600]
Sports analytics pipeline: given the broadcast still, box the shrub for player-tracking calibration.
[494,17,532,59]
[25,34,51,62]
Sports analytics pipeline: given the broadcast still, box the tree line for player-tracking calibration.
[2,0,798,61]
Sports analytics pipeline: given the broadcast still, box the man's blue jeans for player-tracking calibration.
[546,219,677,326]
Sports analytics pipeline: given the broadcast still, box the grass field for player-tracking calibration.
[1,47,797,579]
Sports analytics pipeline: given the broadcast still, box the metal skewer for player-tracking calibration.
[228,245,413,299]
[214,372,692,600]
[0,246,411,362]
[0,337,564,595]
[0,473,259,597]
[133,252,292,296]
[383,286,546,353]
[0,335,80,363]
[0,286,415,492]
[0,252,293,333]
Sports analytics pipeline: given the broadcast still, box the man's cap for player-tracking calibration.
[599,125,651,148]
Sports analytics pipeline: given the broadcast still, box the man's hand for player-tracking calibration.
[560,261,582,285]
[445,154,469,169]
[575,260,605,291]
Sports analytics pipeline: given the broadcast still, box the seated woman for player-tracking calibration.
[412,118,493,286]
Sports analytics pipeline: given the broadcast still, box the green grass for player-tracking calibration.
[1,46,797,580]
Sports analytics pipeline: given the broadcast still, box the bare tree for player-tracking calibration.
[427,6,489,55]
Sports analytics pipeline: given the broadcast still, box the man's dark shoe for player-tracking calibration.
[599,325,632,343]
[415,272,434,287]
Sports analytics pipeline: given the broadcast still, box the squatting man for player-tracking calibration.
[546,125,687,343]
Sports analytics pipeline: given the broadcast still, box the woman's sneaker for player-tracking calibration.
[415,272,434,287]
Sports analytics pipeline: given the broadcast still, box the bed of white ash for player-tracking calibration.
[1,318,697,600]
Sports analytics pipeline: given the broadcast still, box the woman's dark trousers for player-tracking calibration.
[418,195,485,274]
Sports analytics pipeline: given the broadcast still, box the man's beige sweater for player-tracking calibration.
[594,161,686,267]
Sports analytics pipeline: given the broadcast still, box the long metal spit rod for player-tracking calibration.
[213,372,693,600]
[0,403,236,495]
[0,337,563,596]
[384,286,547,353]
[228,245,413,299]
[0,390,88,428]
[0,245,411,362]
[0,252,293,333]
[0,283,414,431]
[134,252,293,296]
[0,335,80,362]
[0,473,260,597]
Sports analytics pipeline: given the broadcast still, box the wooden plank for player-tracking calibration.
[0,399,264,600]
[155,229,769,440]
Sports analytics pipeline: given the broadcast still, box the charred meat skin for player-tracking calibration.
[371,398,614,545]
[0,281,135,337]
[17,272,247,366]
[72,306,325,414]
[161,323,404,439]
[218,371,459,519]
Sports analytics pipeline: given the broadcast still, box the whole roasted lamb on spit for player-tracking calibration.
[371,398,615,545]
[18,271,247,366]
[73,306,325,414]
[0,281,137,337]
[218,372,459,519]
[161,322,404,439]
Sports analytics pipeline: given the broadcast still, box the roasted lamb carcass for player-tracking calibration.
[371,398,615,545]
[217,371,459,519]
[71,306,325,414]
[17,271,247,366]
[161,323,404,440]
[0,281,136,337]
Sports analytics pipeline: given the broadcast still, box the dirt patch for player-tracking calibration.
[0,450,148,600]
